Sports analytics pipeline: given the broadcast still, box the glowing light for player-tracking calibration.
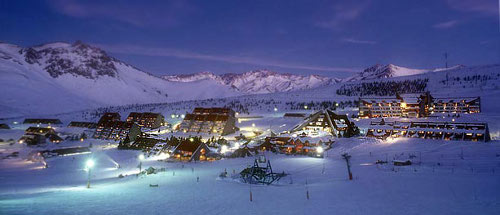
[156,153,170,160]
[304,105,308,109]
[252,123,256,127]
[274,107,278,112]
[221,145,229,154]
[401,102,407,108]
[181,114,185,118]
[171,114,176,118]
[452,118,455,122]
[86,159,95,169]
[316,146,324,153]
[138,154,145,160]
[235,112,239,116]
[189,137,194,142]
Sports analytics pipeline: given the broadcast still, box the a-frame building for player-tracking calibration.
[291,109,359,138]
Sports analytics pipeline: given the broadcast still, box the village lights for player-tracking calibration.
[85,159,95,188]
[401,102,407,108]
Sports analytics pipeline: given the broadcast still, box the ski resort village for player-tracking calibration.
[1,1,500,215]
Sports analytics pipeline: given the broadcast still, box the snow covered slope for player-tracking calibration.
[0,42,239,118]
[163,70,339,94]
[343,64,464,82]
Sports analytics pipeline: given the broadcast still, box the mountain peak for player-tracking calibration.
[18,41,118,79]
[164,70,337,94]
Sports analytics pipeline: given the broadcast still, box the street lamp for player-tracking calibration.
[86,159,95,188]
[138,154,145,174]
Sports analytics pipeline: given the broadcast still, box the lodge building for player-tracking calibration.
[178,107,237,135]
[291,109,359,138]
[359,92,480,118]
[93,112,141,142]
[366,120,490,142]
[126,112,165,129]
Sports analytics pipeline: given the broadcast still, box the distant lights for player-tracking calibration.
[304,105,308,109]
[252,123,256,127]
[138,154,145,161]
[274,107,278,112]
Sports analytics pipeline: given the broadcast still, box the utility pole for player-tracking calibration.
[342,153,353,180]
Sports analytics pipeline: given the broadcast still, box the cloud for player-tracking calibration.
[48,0,195,28]
[94,43,360,73]
[315,1,372,30]
[341,38,377,45]
[445,0,498,16]
[433,20,460,29]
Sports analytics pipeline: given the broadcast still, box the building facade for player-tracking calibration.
[93,112,141,141]
[359,93,480,118]
[367,120,490,142]
[126,112,165,129]
[178,107,237,135]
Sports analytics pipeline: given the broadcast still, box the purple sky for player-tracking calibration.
[1,0,499,77]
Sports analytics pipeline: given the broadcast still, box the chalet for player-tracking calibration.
[68,121,97,128]
[367,120,490,142]
[19,134,46,145]
[359,93,480,118]
[230,146,253,158]
[291,109,359,138]
[126,112,165,129]
[178,107,237,135]
[46,133,63,143]
[23,118,62,125]
[93,121,141,142]
[25,127,55,135]
[0,123,10,129]
[172,140,211,161]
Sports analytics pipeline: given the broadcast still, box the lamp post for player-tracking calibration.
[86,159,95,188]
[138,154,145,174]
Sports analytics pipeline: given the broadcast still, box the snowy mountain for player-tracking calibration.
[163,70,339,94]
[343,64,464,82]
[0,41,238,118]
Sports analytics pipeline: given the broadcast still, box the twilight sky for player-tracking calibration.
[0,0,499,77]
